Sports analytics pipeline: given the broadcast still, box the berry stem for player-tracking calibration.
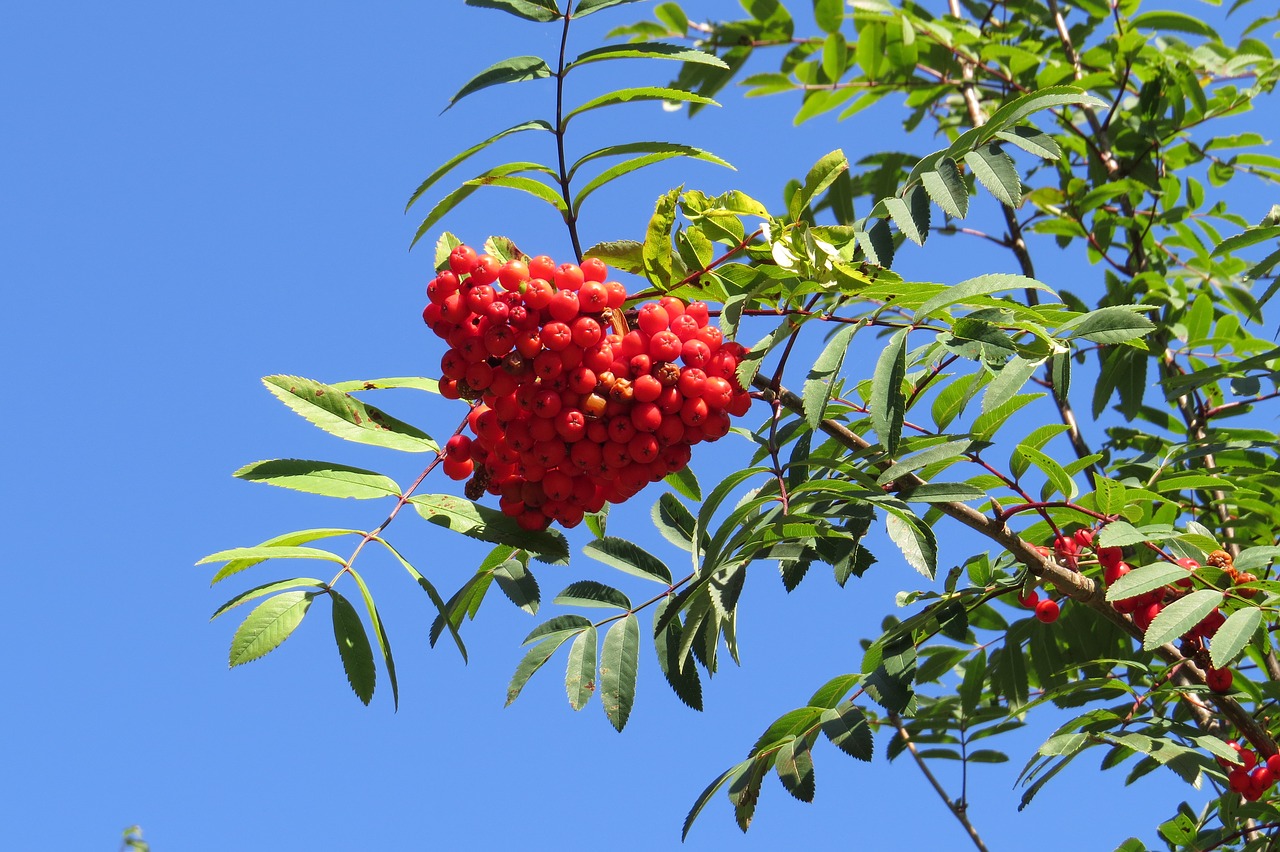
[553,9,584,263]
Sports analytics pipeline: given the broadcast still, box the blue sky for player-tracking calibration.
[4,1,1277,849]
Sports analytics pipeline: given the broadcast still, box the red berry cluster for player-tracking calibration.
[1014,587,1060,623]
[1220,741,1280,801]
[422,244,751,531]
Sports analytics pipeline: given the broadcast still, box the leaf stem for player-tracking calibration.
[888,712,991,852]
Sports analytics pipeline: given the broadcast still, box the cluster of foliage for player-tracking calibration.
[201,0,1280,847]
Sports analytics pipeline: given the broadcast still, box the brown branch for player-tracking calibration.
[889,712,991,852]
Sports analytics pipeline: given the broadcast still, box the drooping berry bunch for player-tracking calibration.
[1219,740,1280,801]
[422,244,752,531]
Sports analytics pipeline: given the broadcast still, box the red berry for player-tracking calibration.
[553,263,584,291]
[637,304,670,335]
[448,244,478,276]
[1034,599,1060,623]
[470,254,501,286]
[1017,590,1040,608]
[581,257,608,282]
[497,259,530,291]
[1206,666,1234,693]
[528,255,556,281]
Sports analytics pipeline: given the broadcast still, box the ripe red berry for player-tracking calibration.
[581,257,608,282]
[448,244,479,276]
[470,254,501,286]
[1034,599,1060,623]
[1017,590,1040,608]
[497,259,530,291]
[637,304,670,335]
[1206,666,1234,693]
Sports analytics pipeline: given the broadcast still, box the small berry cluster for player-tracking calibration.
[1219,741,1280,801]
[423,244,751,531]
[1014,586,1060,624]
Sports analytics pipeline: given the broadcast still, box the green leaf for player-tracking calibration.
[1097,520,1151,548]
[583,537,672,584]
[567,42,729,71]
[506,632,578,706]
[1143,590,1224,650]
[643,187,681,288]
[1061,306,1156,344]
[374,537,468,663]
[345,566,399,711]
[1212,225,1280,257]
[328,376,441,394]
[565,87,717,122]
[211,578,327,620]
[411,494,569,564]
[492,558,540,614]
[524,614,593,645]
[803,322,860,431]
[204,529,358,585]
[565,627,598,710]
[584,239,645,274]
[813,0,844,33]
[665,465,702,501]
[822,703,873,760]
[683,761,752,840]
[856,19,885,79]
[654,598,703,711]
[555,580,632,610]
[870,328,908,456]
[601,613,641,731]
[199,545,346,568]
[404,120,550,213]
[1105,563,1187,602]
[1210,608,1262,669]
[994,127,1062,160]
[233,459,400,500]
[885,507,937,579]
[975,86,1108,145]
[262,375,437,453]
[883,190,930,245]
[653,492,697,552]
[791,149,849,220]
[1130,10,1219,38]
[465,0,561,21]
[775,737,816,802]
[573,0,640,16]
[330,591,376,705]
[917,274,1050,319]
[573,143,731,213]
[228,591,315,667]
[409,162,557,248]
[444,56,552,111]
[920,158,969,219]
[965,145,1021,208]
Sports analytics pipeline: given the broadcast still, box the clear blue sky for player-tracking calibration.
[3,1,1276,849]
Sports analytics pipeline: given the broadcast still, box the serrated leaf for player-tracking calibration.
[885,508,937,579]
[345,566,398,711]
[465,0,560,20]
[583,537,672,584]
[524,614,594,645]
[917,273,1050,319]
[554,580,632,610]
[493,558,540,614]
[566,86,717,122]
[585,239,645,275]
[643,187,680,288]
[665,465,702,501]
[330,591,376,705]
[976,86,1108,145]
[994,126,1062,160]
[204,529,357,585]
[683,761,751,840]
[870,329,908,456]
[654,598,703,710]
[1062,306,1156,344]
[405,120,551,213]
[883,190,930,245]
[328,376,441,394]
[211,578,327,621]
[653,492,697,552]
[444,56,552,111]
[1210,608,1262,669]
[412,494,569,564]
[1130,10,1218,37]
[1097,521,1150,548]
[262,375,437,453]
[374,537,468,663]
[199,545,346,568]
[791,149,848,219]
[233,459,400,500]
[506,632,577,706]
[965,146,1022,207]
[601,614,640,731]
[229,591,315,667]
[567,42,729,71]
[565,627,598,710]
[572,143,732,213]
[775,737,816,802]
[803,322,860,431]
[1143,590,1224,650]
[574,0,640,15]
[1105,563,1188,602]
[822,703,873,760]
[920,158,969,219]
